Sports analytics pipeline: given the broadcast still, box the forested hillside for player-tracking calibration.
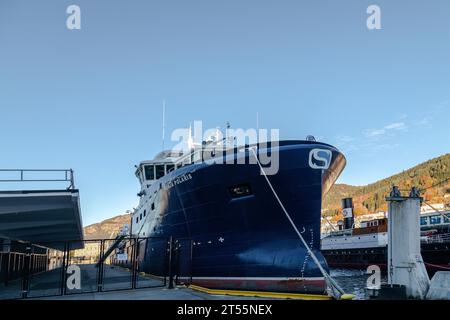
[323,153,450,219]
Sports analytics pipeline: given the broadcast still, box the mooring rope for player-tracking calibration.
[425,262,450,270]
[249,147,347,299]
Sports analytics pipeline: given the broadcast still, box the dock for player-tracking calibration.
[1,261,330,300]
[34,286,265,300]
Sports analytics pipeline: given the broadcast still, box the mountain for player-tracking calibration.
[83,214,131,240]
[323,153,450,220]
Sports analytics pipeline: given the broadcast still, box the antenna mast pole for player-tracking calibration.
[256,112,259,131]
[162,100,166,150]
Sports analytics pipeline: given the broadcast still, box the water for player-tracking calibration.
[330,268,388,300]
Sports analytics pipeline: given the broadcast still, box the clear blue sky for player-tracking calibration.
[0,1,449,225]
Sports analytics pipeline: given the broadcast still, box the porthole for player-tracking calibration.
[229,183,252,198]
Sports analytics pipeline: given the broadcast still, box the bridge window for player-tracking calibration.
[144,165,155,180]
[420,217,428,226]
[444,214,450,223]
[430,215,441,225]
[155,165,165,179]
[166,164,175,173]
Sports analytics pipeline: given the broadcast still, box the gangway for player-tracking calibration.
[95,225,129,267]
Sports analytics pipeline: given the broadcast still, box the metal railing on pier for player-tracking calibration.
[0,236,173,299]
[0,169,76,189]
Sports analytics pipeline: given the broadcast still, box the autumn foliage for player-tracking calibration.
[323,153,450,222]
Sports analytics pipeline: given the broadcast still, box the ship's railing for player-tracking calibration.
[421,233,450,244]
[321,229,352,239]
[175,139,276,167]
[0,169,75,189]
[175,144,235,167]
[322,230,450,243]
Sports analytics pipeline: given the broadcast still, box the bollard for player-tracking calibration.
[167,236,174,289]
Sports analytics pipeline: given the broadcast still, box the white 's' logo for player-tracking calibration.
[309,149,332,169]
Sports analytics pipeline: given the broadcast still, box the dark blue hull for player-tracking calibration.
[134,141,345,293]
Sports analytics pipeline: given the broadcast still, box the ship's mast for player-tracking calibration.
[256,112,259,131]
[162,100,166,150]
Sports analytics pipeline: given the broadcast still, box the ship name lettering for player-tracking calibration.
[165,173,192,189]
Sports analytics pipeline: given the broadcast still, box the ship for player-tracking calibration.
[321,199,450,275]
[129,130,346,293]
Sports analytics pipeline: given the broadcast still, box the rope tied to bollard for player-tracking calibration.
[249,147,352,300]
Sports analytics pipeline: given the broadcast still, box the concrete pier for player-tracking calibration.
[386,187,430,299]
[426,272,450,300]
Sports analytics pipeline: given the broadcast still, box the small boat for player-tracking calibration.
[321,210,450,275]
